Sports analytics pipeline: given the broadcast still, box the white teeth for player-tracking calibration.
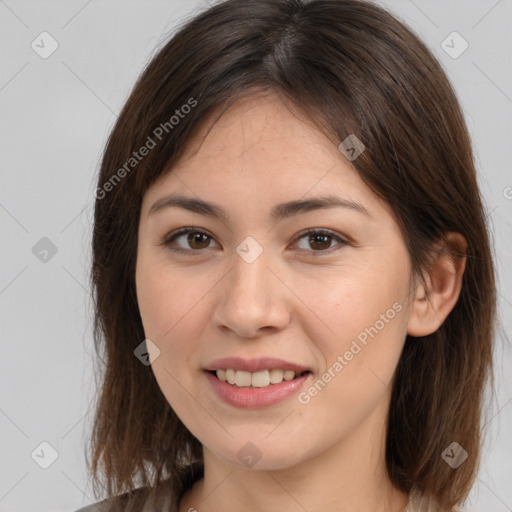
[283,370,295,381]
[214,368,306,387]
[251,370,270,388]
[235,370,252,387]
[269,368,284,384]
[225,368,236,385]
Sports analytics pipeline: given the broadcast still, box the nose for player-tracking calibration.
[211,246,291,339]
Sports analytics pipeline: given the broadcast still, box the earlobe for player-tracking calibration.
[407,232,467,337]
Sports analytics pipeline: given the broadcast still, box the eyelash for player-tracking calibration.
[160,227,349,256]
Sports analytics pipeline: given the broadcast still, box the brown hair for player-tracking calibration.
[87,0,497,509]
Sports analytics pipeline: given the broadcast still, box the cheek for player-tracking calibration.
[136,256,197,341]
[136,266,171,338]
[136,258,203,417]
[296,282,407,443]
[135,257,215,395]
[301,261,409,392]
[307,267,406,340]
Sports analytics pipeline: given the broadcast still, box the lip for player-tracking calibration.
[204,370,312,409]
[203,356,311,373]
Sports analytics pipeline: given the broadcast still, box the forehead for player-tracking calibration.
[179,94,339,168]
[143,94,379,210]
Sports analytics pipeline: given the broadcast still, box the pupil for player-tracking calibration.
[311,234,329,250]
[189,233,208,249]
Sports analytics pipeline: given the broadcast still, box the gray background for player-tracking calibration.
[0,0,511,511]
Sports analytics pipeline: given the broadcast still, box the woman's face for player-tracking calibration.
[136,94,417,470]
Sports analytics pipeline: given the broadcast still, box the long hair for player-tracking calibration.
[87,1,497,509]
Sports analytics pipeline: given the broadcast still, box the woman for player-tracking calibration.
[78,0,497,510]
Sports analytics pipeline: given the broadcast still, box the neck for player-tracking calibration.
[180,399,409,512]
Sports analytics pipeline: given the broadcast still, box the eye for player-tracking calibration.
[292,228,348,255]
[161,227,219,254]
[160,227,348,256]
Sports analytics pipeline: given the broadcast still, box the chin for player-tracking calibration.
[205,436,309,472]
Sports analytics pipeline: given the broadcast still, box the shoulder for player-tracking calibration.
[406,489,464,512]
[73,485,174,512]
[73,462,204,512]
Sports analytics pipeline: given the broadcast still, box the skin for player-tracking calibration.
[135,93,466,512]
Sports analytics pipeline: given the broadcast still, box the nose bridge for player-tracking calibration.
[213,238,289,336]
[232,244,270,299]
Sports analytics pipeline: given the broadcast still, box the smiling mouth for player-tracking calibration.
[207,369,311,388]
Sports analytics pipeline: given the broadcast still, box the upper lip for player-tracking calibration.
[204,357,311,373]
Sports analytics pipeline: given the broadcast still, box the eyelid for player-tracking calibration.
[161,226,350,255]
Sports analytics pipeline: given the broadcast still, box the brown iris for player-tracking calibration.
[308,233,332,251]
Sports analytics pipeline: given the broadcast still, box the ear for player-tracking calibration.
[407,232,467,337]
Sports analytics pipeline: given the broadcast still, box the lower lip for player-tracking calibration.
[204,371,312,409]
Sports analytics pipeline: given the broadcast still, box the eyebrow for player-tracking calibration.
[148,194,373,221]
